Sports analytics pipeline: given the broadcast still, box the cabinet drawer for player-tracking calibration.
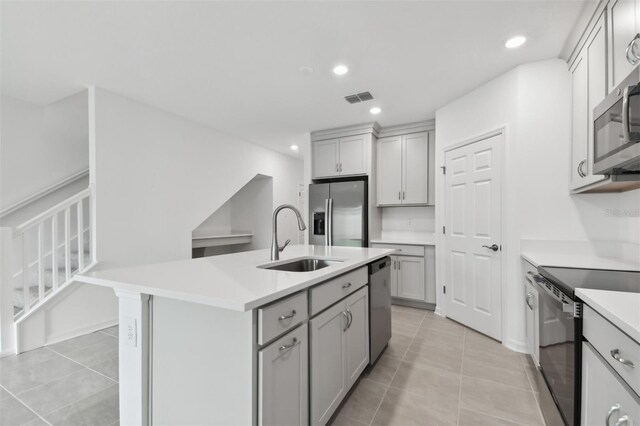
[370,243,424,257]
[310,267,367,316]
[258,291,308,345]
[583,305,640,395]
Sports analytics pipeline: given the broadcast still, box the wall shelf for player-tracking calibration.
[191,232,253,249]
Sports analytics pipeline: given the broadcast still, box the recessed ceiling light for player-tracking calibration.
[290,144,299,151]
[370,107,382,115]
[505,36,527,49]
[299,66,314,75]
[333,65,349,76]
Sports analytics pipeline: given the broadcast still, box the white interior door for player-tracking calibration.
[444,134,502,340]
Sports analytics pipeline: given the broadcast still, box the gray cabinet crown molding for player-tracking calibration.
[311,122,381,142]
[376,120,436,138]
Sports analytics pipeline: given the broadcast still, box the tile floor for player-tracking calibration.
[2,307,545,426]
[330,305,546,426]
[0,326,119,426]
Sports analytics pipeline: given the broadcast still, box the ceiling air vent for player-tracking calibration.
[344,91,374,104]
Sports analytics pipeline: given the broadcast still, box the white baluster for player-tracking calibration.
[22,233,30,314]
[77,201,84,271]
[65,207,71,281]
[51,215,58,290]
[37,222,44,301]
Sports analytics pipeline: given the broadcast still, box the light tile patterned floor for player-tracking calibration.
[3,307,545,426]
[0,326,119,426]
[330,305,546,426]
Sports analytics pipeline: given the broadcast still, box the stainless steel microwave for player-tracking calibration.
[593,66,640,175]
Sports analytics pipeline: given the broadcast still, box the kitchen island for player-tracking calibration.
[77,245,393,426]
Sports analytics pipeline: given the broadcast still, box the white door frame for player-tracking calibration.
[438,126,509,341]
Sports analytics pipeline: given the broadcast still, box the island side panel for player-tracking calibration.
[151,297,255,425]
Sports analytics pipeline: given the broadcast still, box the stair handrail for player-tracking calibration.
[14,186,93,236]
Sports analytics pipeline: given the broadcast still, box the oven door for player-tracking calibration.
[593,67,640,174]
[537,282,577,426]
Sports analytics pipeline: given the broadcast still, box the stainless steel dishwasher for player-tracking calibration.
[369,256,391,364]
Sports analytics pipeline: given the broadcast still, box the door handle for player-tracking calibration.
[610,349,635,368]
[577,159,587,178]
[606,404,620,426]
[343,311,349,332]
[626,33,640,65]
[482,244,499,252]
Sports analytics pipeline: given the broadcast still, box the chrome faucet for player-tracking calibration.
[271,204,307,261]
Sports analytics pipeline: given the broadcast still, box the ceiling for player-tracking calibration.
[1,1,592,157]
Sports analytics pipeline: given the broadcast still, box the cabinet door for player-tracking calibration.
[397,256,426,301]
[259,324,309,426]
[344,287,369,389]
[377,137,403,205]
[339,135,367,176]
[390,256,398,297]
[402,132,428,205]
[608,0,637,90]
[570,51,589,189]
[424,246,436,304]
[581,342,640,426]
[310,301,346,425]
[586,13,608,180]
[313,139,339,178]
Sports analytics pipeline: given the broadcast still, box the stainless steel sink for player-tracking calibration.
[259,258,343,272]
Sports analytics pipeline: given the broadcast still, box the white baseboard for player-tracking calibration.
[47,317,118,346]
[503,338,529,354]
[0,348,15,358]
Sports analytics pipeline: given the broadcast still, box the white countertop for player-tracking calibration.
[370,238,435,246]
[521,251,640,271]
[77,245,393,312]
[576,288,640,343]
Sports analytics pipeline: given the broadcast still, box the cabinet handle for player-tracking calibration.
[525,293,534,310]
[402,191,405,200]
[279,337,298,352]
[606,404,620,426]
[342,282,352,290]
[398,191,401,200]
[343,311,349,331]
[615,415,630,426]
[398,261,401,271]
[577,160,587,178]
[278,310,296,321]
[339,163,342,172]
[610,349,635,368]
[626,33,640,65]
[393,260,396,269]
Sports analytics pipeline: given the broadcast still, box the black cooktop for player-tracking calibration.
[538,266,640,297]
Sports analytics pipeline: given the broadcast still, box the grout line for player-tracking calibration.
[0,383,53,426]
[45,347,118,384]
[34,382,119,420]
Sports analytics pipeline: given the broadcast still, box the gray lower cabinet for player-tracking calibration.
[581,342,640,425]
[258,324,309,426]
[310,286,369,426]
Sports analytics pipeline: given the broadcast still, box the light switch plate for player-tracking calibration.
[125,316,137,347]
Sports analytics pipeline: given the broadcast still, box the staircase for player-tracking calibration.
[1,186,109,355]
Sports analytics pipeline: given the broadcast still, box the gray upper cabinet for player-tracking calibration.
[311,134,370,179]
[570,12,608,192]
[607,0,638,90]
[377,131,432,206]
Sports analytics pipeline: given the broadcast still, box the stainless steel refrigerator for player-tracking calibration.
[308,180,367,247]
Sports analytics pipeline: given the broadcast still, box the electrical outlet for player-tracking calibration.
[407,219,413,228]
[125,316,137,347]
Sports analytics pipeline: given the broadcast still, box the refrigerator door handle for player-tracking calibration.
[324,199,330,246]
[327,198,333,246]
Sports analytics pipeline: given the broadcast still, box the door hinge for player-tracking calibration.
[443,285,446,294]
[441,166,446,175]
[442,226,445,235]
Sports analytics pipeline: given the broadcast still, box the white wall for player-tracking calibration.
[435,58,640,351]
[0,92,89,211]
[381,206,435,233]
[91,88,304,267]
